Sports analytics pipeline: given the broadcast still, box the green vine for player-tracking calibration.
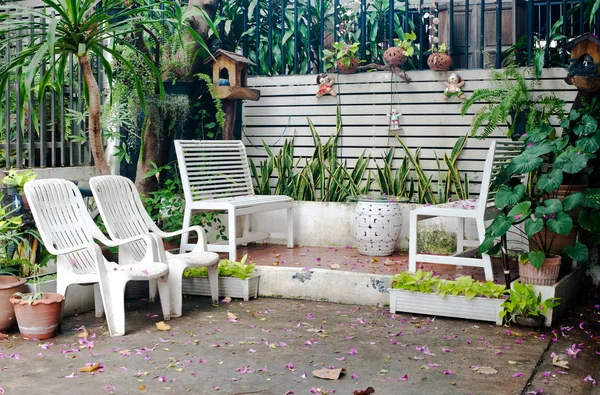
[196,73,226,130]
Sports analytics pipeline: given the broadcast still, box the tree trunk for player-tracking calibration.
[188,0,219,75]
[222,100,236,140]
[78,54,110,175]
[135,115,170,196]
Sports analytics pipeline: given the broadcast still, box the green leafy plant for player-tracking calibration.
[374,147,411,198]
[183,254,255,279]
[393,31,417,57]
[322,41,361,70]
[2,170,38,193]
[460,59,566,139]
[196,73,226,132]
[427,42,448,54]
[499,281,560,323]
[391,270,508,300]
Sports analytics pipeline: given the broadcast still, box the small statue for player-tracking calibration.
[389,108,402,130]
[315,73,336,98]
[443,72,466,100]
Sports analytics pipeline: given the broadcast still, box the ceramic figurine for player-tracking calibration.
[389,109,401,130]
[315,73,336,98]
[443,72,466,100]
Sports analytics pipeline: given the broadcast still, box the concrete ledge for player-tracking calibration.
[255,266,391,306]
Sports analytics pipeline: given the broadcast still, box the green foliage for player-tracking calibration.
[183,254,255,279]
[391,270,508,300]
[142,162,227,240]
[322,42,361,70]
[393,31,417,57]
[2,170,38,193]
[499,281,560,323]
[416,227,457,255]
[196,73,226,131]
[460,60,566,139]
[374,147,411,198]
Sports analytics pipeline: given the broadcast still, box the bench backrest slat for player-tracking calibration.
[175,140,255,202]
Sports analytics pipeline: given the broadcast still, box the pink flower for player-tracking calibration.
[444,370,455,375]
[513,372,524,377]
[585,375,597,386]
[348,348,358,355]
[401,374,408,380]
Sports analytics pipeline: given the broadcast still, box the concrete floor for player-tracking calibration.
[0,293,598,395]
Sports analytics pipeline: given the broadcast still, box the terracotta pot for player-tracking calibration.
[10,292,65,340]
[530,226,578,257]
[0,276,26,332]
[427,52,453,71]
[518,255,561,286]
[383,47,408,67]
[515,315,544,328]
[336,58,359,74]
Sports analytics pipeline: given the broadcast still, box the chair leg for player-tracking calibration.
[228,209,237,262]
[408,211,418,273]
[148,279,158,303]
[180,207,192,253]
[156,274,171,321]
[167,262,186,318]
[287,206,294,248]
[456,217,465,270]
[101,277,128,337]
[242,214,250,246]
[476,218,494,281]
[207,263,219,305]
[56,280,69,320]
[93,284,104,318]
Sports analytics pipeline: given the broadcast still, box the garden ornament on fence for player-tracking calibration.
[443,73,466,100]
[315,73,337,98]
[389,109,402,131]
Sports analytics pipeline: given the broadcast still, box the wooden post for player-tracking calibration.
[222,100,236,140]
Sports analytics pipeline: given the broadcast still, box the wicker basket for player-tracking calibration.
[518,255,561,286]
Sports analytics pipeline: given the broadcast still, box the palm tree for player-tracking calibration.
[0,0,190,175]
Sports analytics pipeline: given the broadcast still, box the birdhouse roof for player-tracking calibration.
[204,49,257,66]
[563,33,600,51]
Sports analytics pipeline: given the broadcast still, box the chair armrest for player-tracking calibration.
[155,226,208,252]
[45,242,96,257]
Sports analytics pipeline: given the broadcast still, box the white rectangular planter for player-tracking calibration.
[182,275,260,301]
[24,279,95,317]
[512,267,583,327]
[389,288,504,325]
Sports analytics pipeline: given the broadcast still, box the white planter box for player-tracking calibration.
[512,267,583,327]
[24,279,95,317]
[182,275,260,301]
[388,288,504,325]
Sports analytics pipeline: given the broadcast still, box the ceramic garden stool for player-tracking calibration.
[349,196,407,256]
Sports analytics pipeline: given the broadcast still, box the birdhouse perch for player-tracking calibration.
[204,49,261,101]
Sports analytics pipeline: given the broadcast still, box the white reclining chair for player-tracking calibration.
[89,175,220,317]
[174,140,294,261]
[24,179,170,336]
[408,141,524,281]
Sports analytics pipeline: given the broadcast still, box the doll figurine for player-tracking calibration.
[315,73,336,98]
[443,72,466,100]
[389,109,401,130]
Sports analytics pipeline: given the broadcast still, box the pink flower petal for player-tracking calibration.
[348,348,358,355]
[444,370,454,375]
[401,374,409,380]
[584,375,597,386]
[513,372,523,377]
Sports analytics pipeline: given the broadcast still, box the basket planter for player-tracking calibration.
[383,47,408,66]
[427,53,453,71]
[336,58,359,74]
[182,275,260,301]
[388,289,504,325]
[518,255,561,286]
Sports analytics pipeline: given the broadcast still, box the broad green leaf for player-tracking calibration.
[487,214,512,238]
[565,242,588,262]
[524,217,544,238]
[536,168,563,193]
[527,251,546,269]
[562,192,584,211]
[507,201,532,222]
[546,212,572,235]
[535,199,562,215]
[555,150,588,174]
[495,184,525,209]
[507,154,543,175]
[575,135,600,154]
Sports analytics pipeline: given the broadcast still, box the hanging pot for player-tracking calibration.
[10,292,65,340]
[518,255,561,286]
[336,58,360,74]
[383,47,408,67]
[427,52,453,71]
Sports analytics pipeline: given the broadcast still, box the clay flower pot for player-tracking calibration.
[427,52,453,71]
[0,276,26,332]
[10,292,65,339]
[384,47,408,67]
[518,255,561,286]
[336,58,359,74]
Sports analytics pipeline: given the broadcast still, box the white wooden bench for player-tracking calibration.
[408,140,524,281]
[174,140,294,261]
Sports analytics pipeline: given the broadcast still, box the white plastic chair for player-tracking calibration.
[408,141,524,281]
[24,179,171,337]
[174,140,294,261]
[89,175,220,317]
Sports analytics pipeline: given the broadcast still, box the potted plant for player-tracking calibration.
[322,42,361,74]
[500,281,560,327]
[182,254,259,301]
[384,31,417,67]
[2,169,38,211]
[388,270,508,324]
[427,43,452,71]
[478,121,589,286]
[460,60,566,139]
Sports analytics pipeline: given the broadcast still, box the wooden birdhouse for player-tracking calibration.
[564,33,600,92]
[204,49,260,101]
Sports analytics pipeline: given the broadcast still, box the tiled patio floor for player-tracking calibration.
[237,244,521,284]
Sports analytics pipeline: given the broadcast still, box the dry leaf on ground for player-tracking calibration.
[312,367,345,380]
[80,362,101,373]
[77,326,89,338]
[552,354,569,369]
[330,264,340,270]
[473,366,498,374]
[353,387,375,395]
[156,321,170,331]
